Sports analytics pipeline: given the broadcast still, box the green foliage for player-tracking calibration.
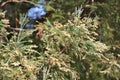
[95,0,120,44]
[0,0,120,80]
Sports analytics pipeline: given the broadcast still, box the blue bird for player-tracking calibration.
[26,0,46,29]
[27,4,46,20]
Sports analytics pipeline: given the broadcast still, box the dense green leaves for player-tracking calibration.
[0,0,120,80]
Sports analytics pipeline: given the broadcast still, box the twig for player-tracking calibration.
[0,0,35,7]
[5,27,25,31]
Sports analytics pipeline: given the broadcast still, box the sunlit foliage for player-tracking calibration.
[0,0,120,80]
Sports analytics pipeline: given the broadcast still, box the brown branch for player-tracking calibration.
[0,0,35,7]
